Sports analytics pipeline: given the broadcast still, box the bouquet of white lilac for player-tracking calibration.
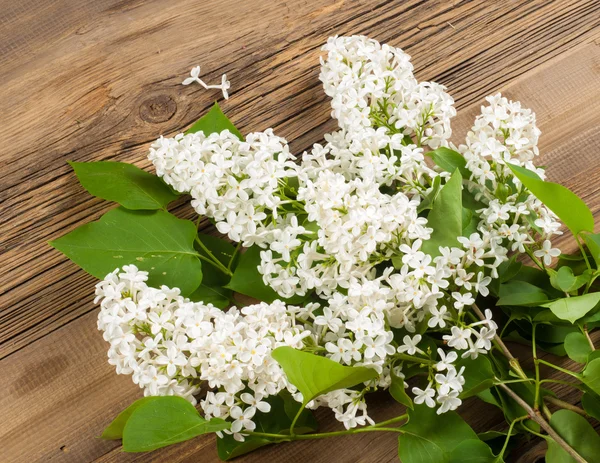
[52,36,600,463]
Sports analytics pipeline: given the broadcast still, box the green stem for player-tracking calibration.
[576,234,592,271]
[194,236,233,276]
[585,274,599,294]
[228,241,242,271]
[246,426,404,442]
[544,396,588,417]
[197,254,233,276]
[288,405,304,437]
[497,383,587,463]
[537,359,582,380]
[372,414,408,428]
[524,245,545,271]
[494,378,534,386]
[532,324,541,410]
[499,416,528,460]
[582,324,595,351]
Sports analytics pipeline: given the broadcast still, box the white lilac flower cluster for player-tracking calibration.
[109,35,565,428]
[149,129,299,245]
[96,265,312,439]
[96,265,498,434]
[455,93,563,265]
[319,35,456,149]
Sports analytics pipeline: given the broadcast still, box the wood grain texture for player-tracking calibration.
[1,0,600,462]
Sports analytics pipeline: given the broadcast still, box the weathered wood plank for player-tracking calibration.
[1,0,600,360]
[3,34,600,461]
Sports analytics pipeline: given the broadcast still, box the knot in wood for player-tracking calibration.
[139,95,176,123]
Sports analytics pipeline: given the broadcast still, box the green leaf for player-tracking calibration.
[461,207,480,237]
[497,281,548,306]
[546,409,600,463]
[101,397,157,440]
[583,306,600,325]
[50,208,202,296]
[541,293,600,324]
[226,246,305,304]
[462,188,486,212]
[558,254,592,278]
[217,391,317,460]
[503,306,538,323]
[70,161,179,210]
[490,256,523,297]
[477,388,502,408]
[122,396,229,452]
[582,358,600,396]
[570,272,593,293]
[499,256,523,283]
[422,169,463,257]
[581,391,600,421]
[449,439,501,463]
[271,347,378,406]
[186,102,243,139]
[537,323,580,344]
[456,356,495,398]
[398,405,493,463]
[583,233,600,269]
[564,332,593,364]
[427,147,470,178]
[532,309,564,325]
[508,164,594,237]
[417,175,442,212]
[390,372,413,409]
[513,265,558,293]
[550,266,577,293]
[188,276,232,308]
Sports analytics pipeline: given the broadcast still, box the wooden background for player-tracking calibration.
[1,0,600,461]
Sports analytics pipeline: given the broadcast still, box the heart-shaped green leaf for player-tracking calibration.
[541,293,600,324]
[582,358,600,396]
[422,169,463,257]
[50,207,202,295]
[389,372,413,409]
[581,391,600,422]
[102,397,158,440]
[449,439,501,462]
[456,355,495,398]
[271,347,378,406]
[583,233,600,269]
[426,147,470,178]
[186,102,243,139]
[546,409,600,463]
[122,396,229,452]
[398,405,497,463]
[564,332,592,364]
[508,164,594,237]
[70,161,179,210]
[497,281,548,306]
[550,267,576,292]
